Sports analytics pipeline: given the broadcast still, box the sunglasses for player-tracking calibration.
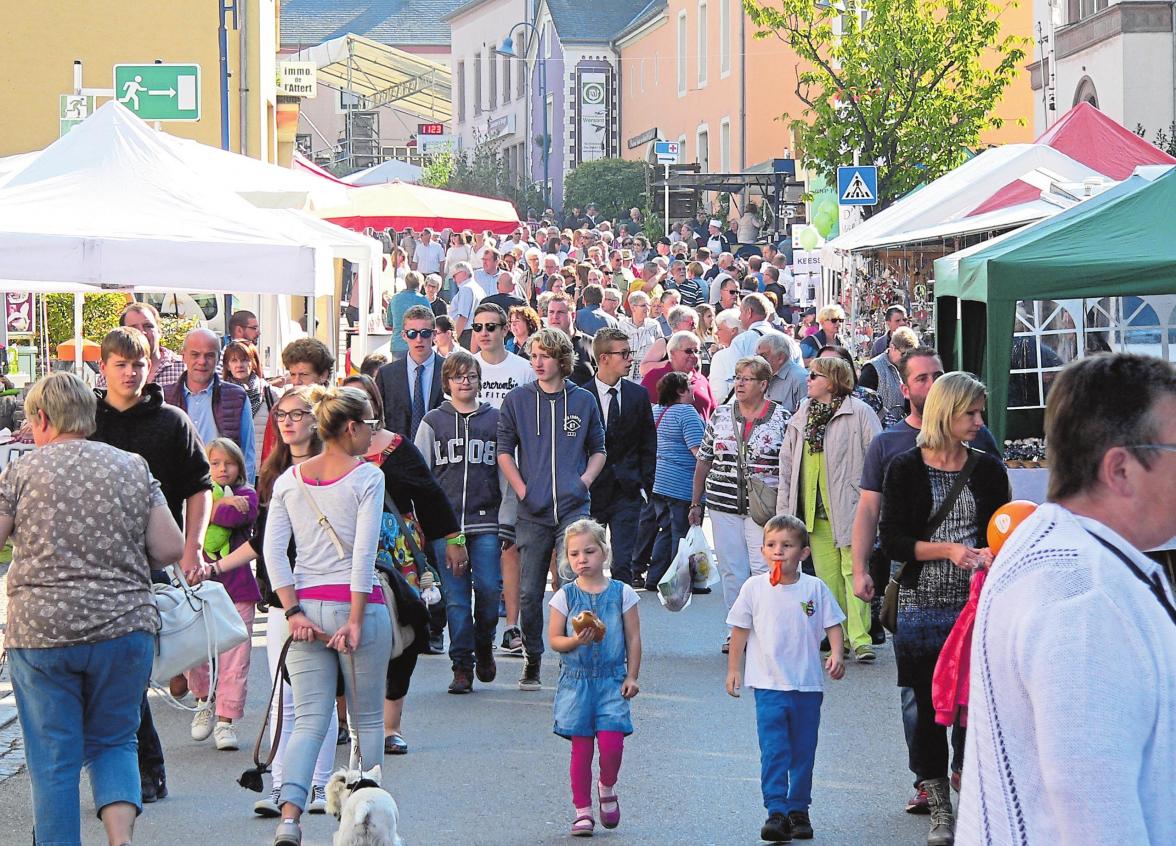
[808,372,826,381]
[361,418,382,432]
[828,318,844,323]
[678,348,701,356]
[471,322,504,333]
[404,328,435,339]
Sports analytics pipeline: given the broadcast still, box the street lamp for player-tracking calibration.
[495,22,548,211]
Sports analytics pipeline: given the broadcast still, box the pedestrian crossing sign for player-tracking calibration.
[837,166,878,206]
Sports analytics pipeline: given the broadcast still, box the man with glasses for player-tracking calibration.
[958,354,1176,845]
[640,330,716,419]
[374,305,444,439]
[799,304,847,363]
[227,310,261,347]
[448,261,485,350]
[587,328,657,585]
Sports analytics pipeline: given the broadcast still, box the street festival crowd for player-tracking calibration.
[2,206,1174,846]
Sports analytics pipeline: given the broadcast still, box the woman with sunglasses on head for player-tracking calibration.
[264,386,394,846]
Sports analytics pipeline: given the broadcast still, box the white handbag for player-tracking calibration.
[151,564,249,690]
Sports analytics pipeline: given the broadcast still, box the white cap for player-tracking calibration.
[709,219,722,229]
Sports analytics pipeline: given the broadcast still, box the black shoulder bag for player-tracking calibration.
[880,449,980,633]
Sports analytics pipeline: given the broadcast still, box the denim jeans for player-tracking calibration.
[280,601,391,811]
[9,630,154,846]
[516,511,586,660]
[591,492,643,585]
[435,533,502,667]
[646,494,692,587]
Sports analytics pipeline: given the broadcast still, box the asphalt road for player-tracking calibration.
[0,583,932,846]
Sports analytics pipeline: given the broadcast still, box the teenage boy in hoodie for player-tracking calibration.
[90,327,213,805]
[497,327,607,691]
[415,350,503,695]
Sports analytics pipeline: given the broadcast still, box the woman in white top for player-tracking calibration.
[263,386,393,846]
[444,230,475,279]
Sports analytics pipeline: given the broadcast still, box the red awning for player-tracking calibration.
[1035,102,1176,180]
[313,180,520,235]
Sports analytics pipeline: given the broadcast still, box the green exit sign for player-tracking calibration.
[113,63,201,121]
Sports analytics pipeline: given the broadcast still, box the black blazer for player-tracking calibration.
[375,353,445,438]
[587,378,657,504]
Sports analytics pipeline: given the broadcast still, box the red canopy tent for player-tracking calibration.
[312,180,521,235]
[970,103,1176,216]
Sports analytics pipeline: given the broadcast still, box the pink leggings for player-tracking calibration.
[570,732,625,809]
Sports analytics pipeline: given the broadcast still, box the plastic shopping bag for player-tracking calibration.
[684,526,720,589]
[657,537,695,612]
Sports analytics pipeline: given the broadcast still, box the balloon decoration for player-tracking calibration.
[798,225,820,251]
[811,194,839,238]
[986,500,1038,556]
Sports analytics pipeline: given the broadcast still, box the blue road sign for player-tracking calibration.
[837,165,878,206]
[654,140,680,164]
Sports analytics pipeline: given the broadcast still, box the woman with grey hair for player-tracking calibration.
[3,372,184,846]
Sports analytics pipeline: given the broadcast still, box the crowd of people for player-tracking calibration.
[2,210,1174,846]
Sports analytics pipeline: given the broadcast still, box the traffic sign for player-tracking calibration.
[654,140,680,165]
[59,94,95,137]
[837,165,878,206]
[114,64,201,121]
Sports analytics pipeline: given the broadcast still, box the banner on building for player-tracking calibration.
[5,293,34,334]
[577,71,609,164]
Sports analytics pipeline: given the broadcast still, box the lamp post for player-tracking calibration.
[495,22,548,212]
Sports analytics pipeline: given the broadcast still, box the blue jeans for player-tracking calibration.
[516,510,587,660]
[754,689,823,816]
[280,601,392,811]
[647,494,692,587]
[9,630,154,846]
[435,533,502,667]
[592,492,644,584]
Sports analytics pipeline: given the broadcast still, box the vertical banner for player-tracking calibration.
[578,71,609,164]
[5,292,34,334]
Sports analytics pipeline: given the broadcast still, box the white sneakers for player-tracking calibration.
[190,700,215,741]
[213,721,239,751]
[306,784,327,814]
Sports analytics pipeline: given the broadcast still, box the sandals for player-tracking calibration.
[598,783,620,829]
[384,733,408,755]
[571,812,595,837]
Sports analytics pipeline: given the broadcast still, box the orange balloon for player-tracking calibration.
[987,500,1038,555]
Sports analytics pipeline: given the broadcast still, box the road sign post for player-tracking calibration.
[113,64,201,121]
[654,140,681,235]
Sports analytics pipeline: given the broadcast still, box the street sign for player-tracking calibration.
[113,64,201,121]
[59,94,95,137]
[837,165,878,206]
[418,134,455,155]
[277,62,317,98]
[654,140,680,165]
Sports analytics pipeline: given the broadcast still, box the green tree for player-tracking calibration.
[744,0,1026,211]
[422,132,545,218]
[40,293,128,356]
[563,159,649,225]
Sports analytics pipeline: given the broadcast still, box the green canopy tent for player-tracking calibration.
[933,170,1176,443]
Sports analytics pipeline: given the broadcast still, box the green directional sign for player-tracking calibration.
[114,63,201,121]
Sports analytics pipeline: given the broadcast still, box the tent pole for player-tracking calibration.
[356,256,370,376]
[73,293,84,375]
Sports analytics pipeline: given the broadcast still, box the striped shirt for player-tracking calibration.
[652,403,706,501]
[697,402,790,514]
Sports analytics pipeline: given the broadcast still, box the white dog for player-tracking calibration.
[324,765,404,846]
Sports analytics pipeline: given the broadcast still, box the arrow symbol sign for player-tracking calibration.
[147,88,176,98]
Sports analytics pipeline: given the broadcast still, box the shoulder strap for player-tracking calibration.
[926,449,981,537]
[1085,530,1176,627]
[293,465,348,560]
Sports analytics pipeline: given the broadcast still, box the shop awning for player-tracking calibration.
[292,33,451,124]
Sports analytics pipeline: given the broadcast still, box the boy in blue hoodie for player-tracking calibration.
[498,327,606,691]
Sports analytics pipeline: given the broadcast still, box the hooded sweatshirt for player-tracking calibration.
[496,380,606,526]
[414,400,501,535]
[91,383,213,527]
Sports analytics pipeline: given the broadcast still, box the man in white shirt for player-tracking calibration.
[707,309,744,403]
[413,228,445,276]
[448,261,485,349]
[730,293,787,360]
[958,354,1176,846]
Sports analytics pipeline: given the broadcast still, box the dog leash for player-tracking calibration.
[238,635,293,792]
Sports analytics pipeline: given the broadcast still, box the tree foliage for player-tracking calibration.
[744,0,1027,210]
[41,293,128,356]
[1134,123,1176,157]
[563,159,649,224]
[422,133,545,219]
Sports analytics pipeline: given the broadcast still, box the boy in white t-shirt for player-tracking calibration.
[726,514,846,843]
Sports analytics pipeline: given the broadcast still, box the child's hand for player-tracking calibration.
[620,676,640,699]
[825,653,845,681]
[222,495,251,514]
[726,669,742,697]
[572,627,596,648]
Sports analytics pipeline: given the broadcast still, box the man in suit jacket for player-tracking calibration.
[588,328,657,584]
[376,304,445,439]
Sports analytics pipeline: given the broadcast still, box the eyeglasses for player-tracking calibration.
[471,322,503,333]
[808,372,826,381]
[734,376,765,384]
[361,418,382,432]
[273,409,310,422]
[678,348,700,356]
[450,373,480,384]
[828,318,844,323]
[1125,444,1176,454]
[601,349,633,359]
[404,328,435,339]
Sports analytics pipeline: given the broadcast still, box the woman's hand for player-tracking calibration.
[688,504,703,527]
[328,620,363,654]
[445,542,469,575]
[947,544,985,571]
[289,613,326,643]
[621,675,640,700]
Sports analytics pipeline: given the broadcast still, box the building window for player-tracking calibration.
[1067,0,1108,23]
[474,53,483,115]
[677,11,687,96]
[1073,76,1098,108]
[338,89,363,112]
[696,127,709,172]
[545,22,553,59]
[698,1,708,87]
[1008,299,1078,409]
[457,61,466,123]
[719,118,731,172]
[503,54,511,103]
[517,57,526,97]
[720,0,731,76]
[489,49,498,110]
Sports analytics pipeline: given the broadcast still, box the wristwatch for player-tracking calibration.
[284,603,304,620]
[446,533,467,546]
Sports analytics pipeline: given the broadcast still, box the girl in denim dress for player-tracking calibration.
[548,519,643,837]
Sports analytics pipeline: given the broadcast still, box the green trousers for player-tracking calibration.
[809,517,871,649]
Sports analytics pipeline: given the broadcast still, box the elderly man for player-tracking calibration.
[448,260,485,349]
[707,308,745,402]
[600,286,622,320]
[608,249,634,288]
[518,247,544,304]
[639,304,699,377]
[164,328,256,480]
[756,332,807,414]
[957,354,1176,846]
[544,293,595,386]
[483,269,525,314]
[729,293,788,361]
[618,291,662,382]
[871,304,910,356]
[96,302,185,388]
[799,304,846,362]
[706,253,737,297]
[859,325,919,423]
[640,330,716,419]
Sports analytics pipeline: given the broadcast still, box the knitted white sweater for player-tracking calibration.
[957,503,1176,845]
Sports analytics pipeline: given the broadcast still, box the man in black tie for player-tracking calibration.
[588,328,657,583]
[375,304,445,438]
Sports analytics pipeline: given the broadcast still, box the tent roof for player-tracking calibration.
[1036,102,1176,180]
[0,102,340,296]
[342,159,423,186]
[292,33,451,124]
[314,180,520,234]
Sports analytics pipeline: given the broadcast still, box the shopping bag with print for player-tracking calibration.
[657,538,694,612]
[684,526,720,589]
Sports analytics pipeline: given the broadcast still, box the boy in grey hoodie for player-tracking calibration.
[498,328,606,690]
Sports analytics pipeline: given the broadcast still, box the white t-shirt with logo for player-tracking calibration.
[726,572,845,692]
[477,351,536,409]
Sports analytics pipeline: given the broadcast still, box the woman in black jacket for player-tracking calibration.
[879,372,1009,844]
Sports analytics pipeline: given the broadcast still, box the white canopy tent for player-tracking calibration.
[342,159,423,186]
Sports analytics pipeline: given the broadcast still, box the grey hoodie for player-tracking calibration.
[415,400,501,536]
[496,381,606,526]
